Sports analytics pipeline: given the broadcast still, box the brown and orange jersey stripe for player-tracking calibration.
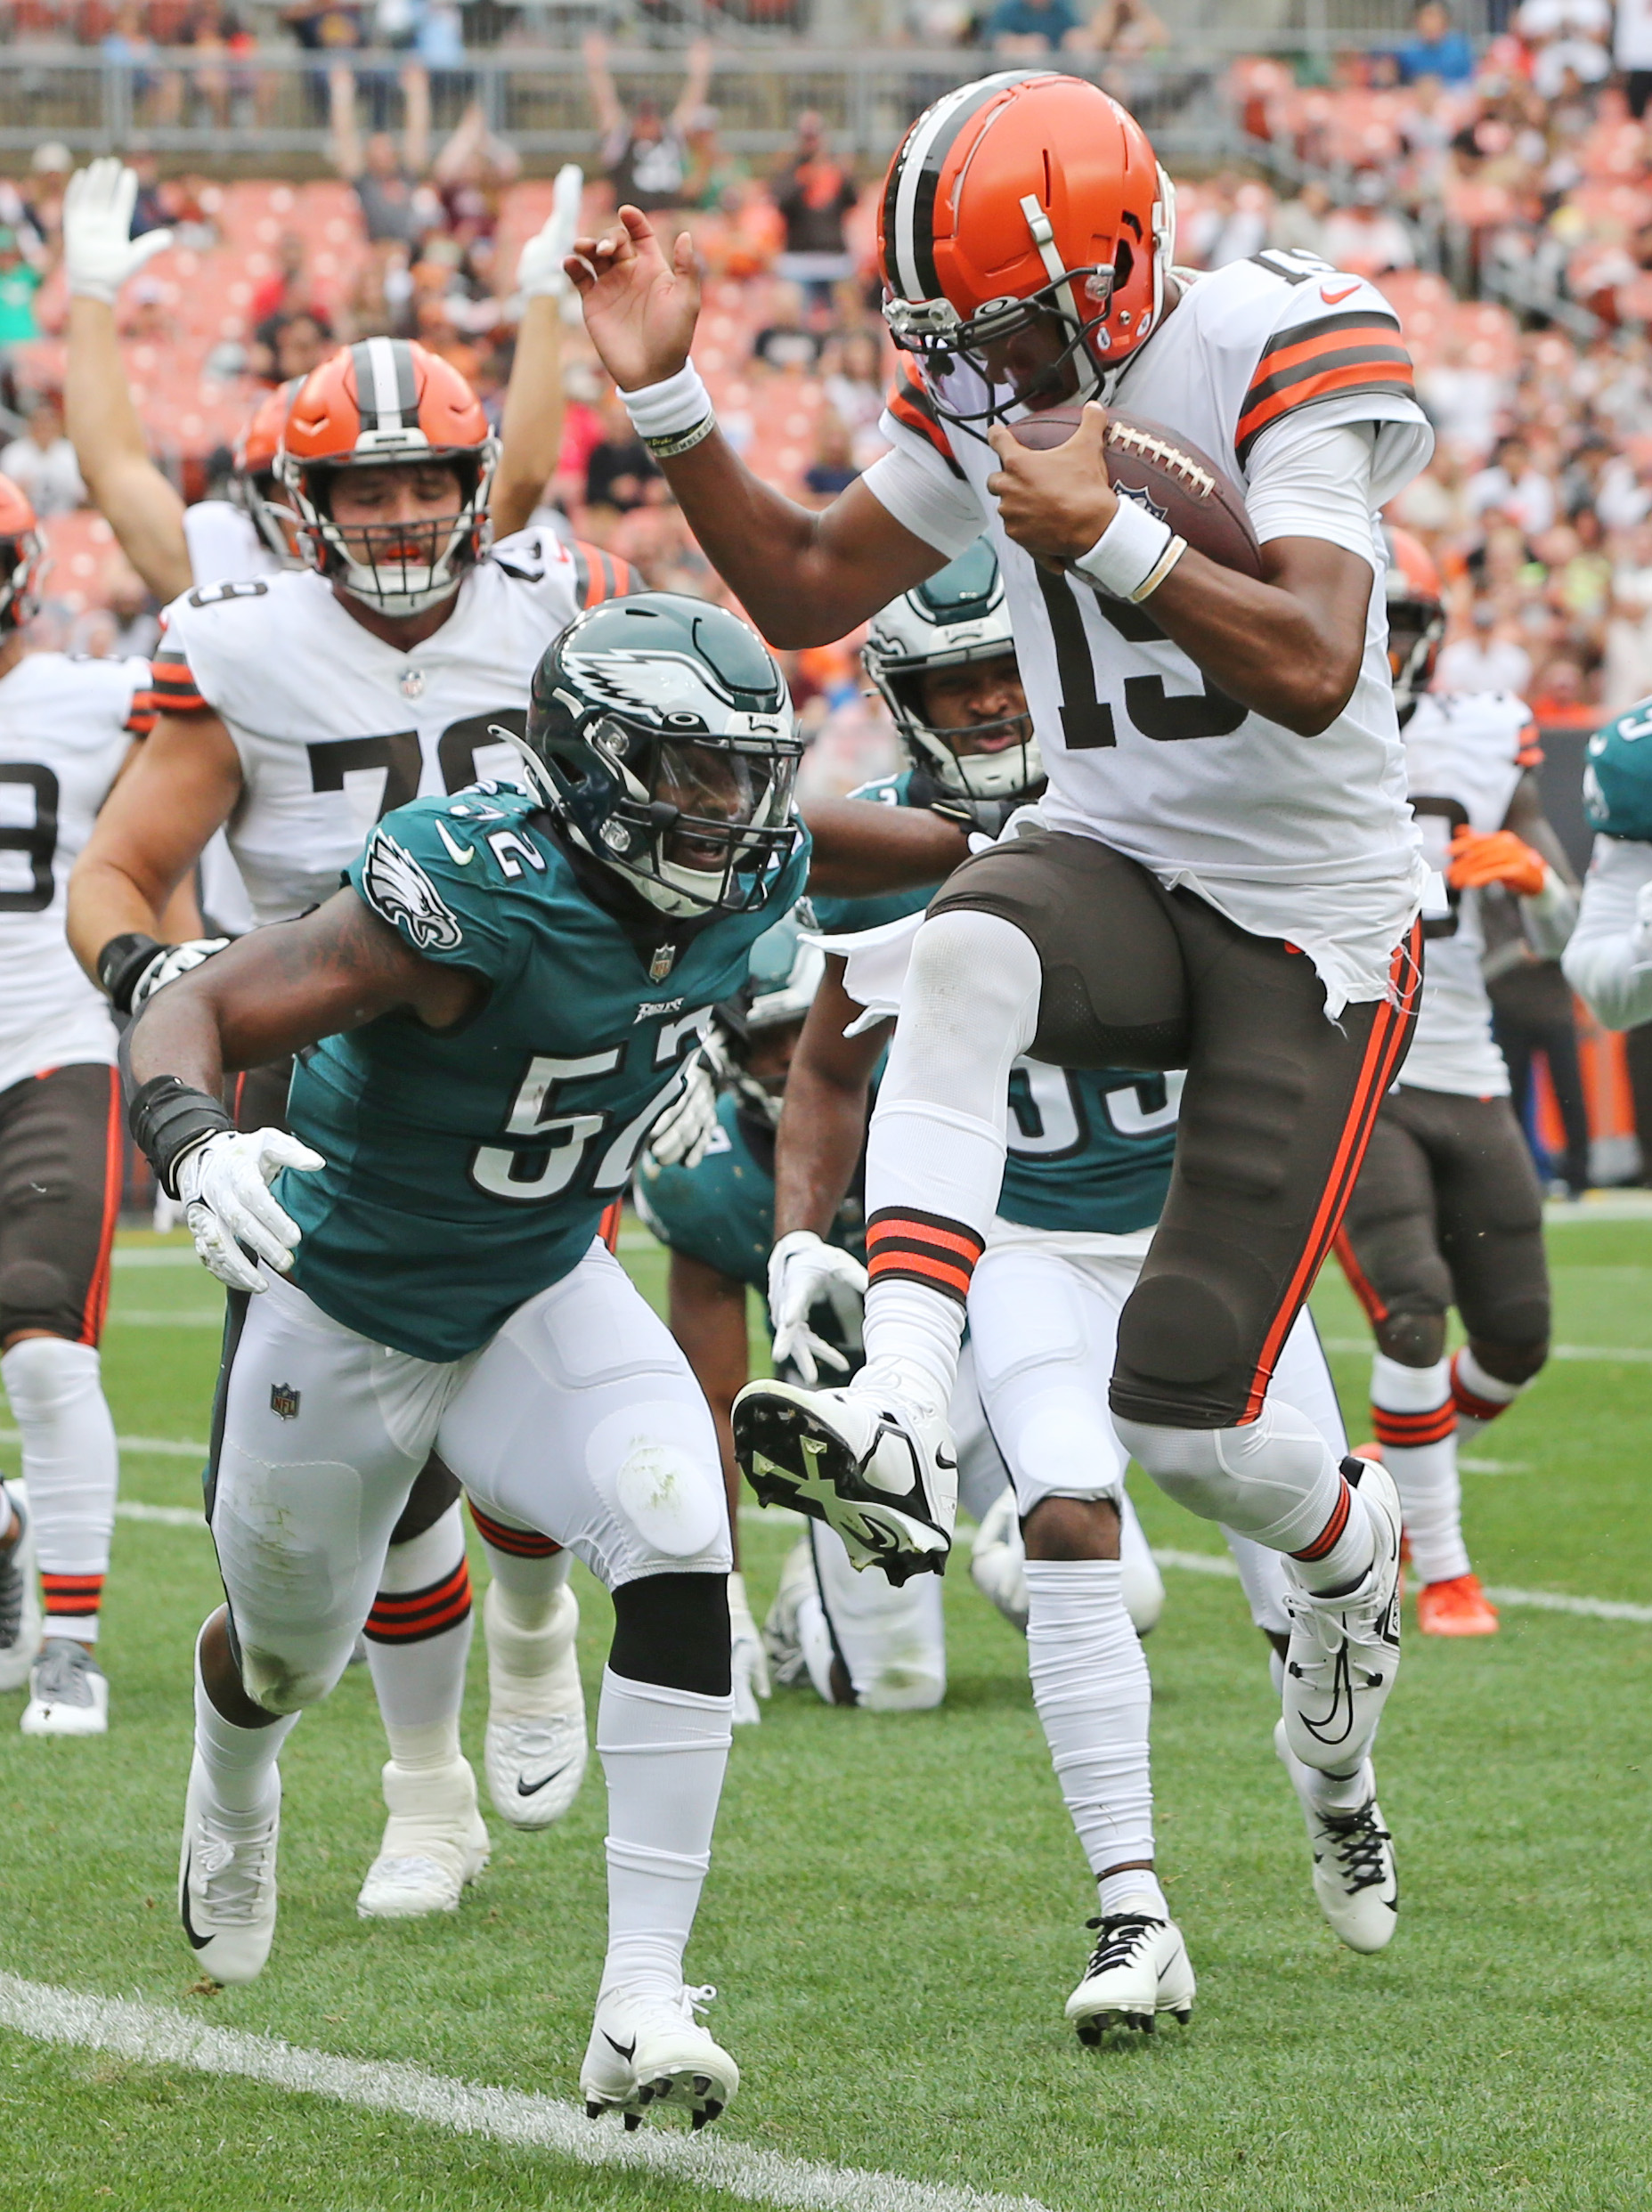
[148,645,212,717]
[886,368,965,480]
[570,540,640,610]
[124,665,159,738]
[1235,310,1414,468]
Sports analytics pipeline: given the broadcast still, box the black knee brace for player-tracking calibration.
[609,1573,731,1698]
[1373,1309,1447,1367]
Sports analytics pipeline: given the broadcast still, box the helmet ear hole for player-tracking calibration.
[1112,239,1134,295]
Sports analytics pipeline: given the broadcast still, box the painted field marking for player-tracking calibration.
[0,1972,1053,2212]
[1321,1338,1652,1364]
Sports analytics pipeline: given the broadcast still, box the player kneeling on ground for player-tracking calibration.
[126,594,806,2131]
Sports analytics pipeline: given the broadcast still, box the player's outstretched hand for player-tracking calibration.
[769,1229,868,1387]
[517,165,585,300]
[1447,826,1547,898]
[564,203,701,394]
[64,157,174,305]
[176,1128,325,1294]
[987,402,1119,566]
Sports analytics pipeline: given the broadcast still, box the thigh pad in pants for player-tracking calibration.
[968,1241,1130,1512]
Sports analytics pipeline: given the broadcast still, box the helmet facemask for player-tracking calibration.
[281,447,496,615]
[0,525,43,634]
[230,466,304,567]
[1388,599,1444,718]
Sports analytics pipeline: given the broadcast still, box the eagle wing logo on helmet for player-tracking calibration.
[363,830,464,952]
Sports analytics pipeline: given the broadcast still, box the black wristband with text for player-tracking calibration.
[98,932,166,1015]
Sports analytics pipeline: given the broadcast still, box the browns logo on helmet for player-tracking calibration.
[277,337,499,615]
[877,70,1175,430]
[0,474,43,634]
[1382,523,1444,713]
[231,375,305,567]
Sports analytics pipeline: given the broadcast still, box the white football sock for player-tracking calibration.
[1277,1721,1373,1819]
[365,1503,473,1768]
[1024,1559,1154,1890]
[193,1623,296,1821]
[859,910,1040,1414]
[1116,1399,1376,1595]
[1450,1346,1525,1455]
[1099,1866,1169,1919]
[1371,1353,1469,1584]
[597,1666,733,1997]
[470,1498,569,1631]
[1,1338,117,1644]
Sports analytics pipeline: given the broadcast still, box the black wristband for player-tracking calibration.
[128,1076,235,1198]
[98,932,165,1015]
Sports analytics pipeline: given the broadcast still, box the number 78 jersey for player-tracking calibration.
[152,530,634,927]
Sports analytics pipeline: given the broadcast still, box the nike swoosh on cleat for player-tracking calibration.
[516,1764,571,1798]
[179,1851,211,1950]
[1295,1642,1356,1744]
[604,2032,638,2062]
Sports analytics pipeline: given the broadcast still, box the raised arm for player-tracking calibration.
[670,38,715,136]
[489,167,584,539]
[801,796,967,900]
[566,206,942,642]
[582,31,626,138]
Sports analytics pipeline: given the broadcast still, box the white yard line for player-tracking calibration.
[1320,1338,1652,1364]
[0,1972,1052,2212]
[0,1427,208,1459]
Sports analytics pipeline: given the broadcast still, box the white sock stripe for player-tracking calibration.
[0,1971,1058,2212]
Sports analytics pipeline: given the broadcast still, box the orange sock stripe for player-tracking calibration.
[865,1209,983,1307]
[865,1211,985,1264]
[468,1500,562,1557]
[364,1561,472,1643]
[1291,1478,1352,1564]
[1371,1403,1456,1447]
[1449,1352,1513,1424]
[39,1573,105,1614]
[866,1248,975,1300]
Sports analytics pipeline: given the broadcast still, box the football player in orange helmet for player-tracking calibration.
[1335,522,1577,1640]
[229,377,304,568]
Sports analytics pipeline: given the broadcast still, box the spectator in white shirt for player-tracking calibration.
[1436,604,1535,695]
[0,394,85,517]
[1467,436,1558,536]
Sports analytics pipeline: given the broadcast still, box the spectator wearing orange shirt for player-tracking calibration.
[771,114,859,322]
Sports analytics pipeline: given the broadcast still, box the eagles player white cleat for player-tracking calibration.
[356,1757,490,1917]
[1065,1910,1195,2043]
[1282,1458,1403,1773]
[761,1538,815,1687]
[179,1756,280,1985]
[1274,1720,1398,1953]
[482,1581,588,1827]
[732,1379,956,1585]
[727,1571,769,1726]
[582,1982,738,2132]
[20,1638,109,1736]
[0,1488,42,1695]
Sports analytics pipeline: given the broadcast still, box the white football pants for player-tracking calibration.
[209,1245,729,1717]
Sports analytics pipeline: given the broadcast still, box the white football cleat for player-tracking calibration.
[582,1981,738,2131]
[728,1571,769,1726]
[1282,1458,1403,1774]
[1274,1720,1398,1953]
[483,1579,588,1828]
[760,1538,815,1688]
[969,1487,1029,1631]
[179,1754,279,1984]
[0,1486,42,1695]
[20,1637,108,1736]
[1065,1909,1196,2043]
[733,1378,956,1585]
[356,1756,489,1917]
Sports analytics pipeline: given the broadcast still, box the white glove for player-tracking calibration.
[516,165,584,300]
[728,1570,769,1725]
[130,937,231,1012]
[63,158,174,305]
[645,1051,719,1170]
[175,1127,325,1294]
[768,1228,867,1387]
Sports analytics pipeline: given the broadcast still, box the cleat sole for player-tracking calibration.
[623,2112,640,2132]
[736,1394,949,1586]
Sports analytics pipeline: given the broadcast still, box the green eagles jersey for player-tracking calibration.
[814,769,1176,1237]
[1583,696,1652,842]
[281,785,809,1361]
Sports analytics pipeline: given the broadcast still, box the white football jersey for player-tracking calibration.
[183,498,276,593]
[153,529,628,925]
[870,251,1435,1013]
[0,651,150,1095]
[1397,690,1530,1098]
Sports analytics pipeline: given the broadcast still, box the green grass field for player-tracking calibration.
[3,1210,1650,2212]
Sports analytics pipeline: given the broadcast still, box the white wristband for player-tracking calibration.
[622,362,712,442]
[1070,495,1177,601]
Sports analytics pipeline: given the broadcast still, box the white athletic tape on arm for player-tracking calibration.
[1070,495,1184,602]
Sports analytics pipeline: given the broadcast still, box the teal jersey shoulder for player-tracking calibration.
[810,770,939,936]
[281,786,810,1360]
[633,1091,863,1298]
[1584,698,1652,842]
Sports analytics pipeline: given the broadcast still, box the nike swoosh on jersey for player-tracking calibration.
[516,1763,571,1798]
[1319,281,1361,305]
[434,818,476,865]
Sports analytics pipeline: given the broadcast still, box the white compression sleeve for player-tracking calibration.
[1243,416,1380,565]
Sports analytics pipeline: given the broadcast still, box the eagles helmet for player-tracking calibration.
[713,906,826,1124]
[1583,696,1652,843]
[863,539,1043,819]
[520,593,803,916]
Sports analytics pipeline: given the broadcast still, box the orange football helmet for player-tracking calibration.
[878,71,1174,425]
[1383,524,1444,712]
[231,375,305,566]
[278,337,498,614]
[0,474,43,634]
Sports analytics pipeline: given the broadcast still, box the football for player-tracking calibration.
[1008,404,1264,579]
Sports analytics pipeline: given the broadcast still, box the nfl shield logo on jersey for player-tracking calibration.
[649,944,676,981]
[270,1383,301,1421]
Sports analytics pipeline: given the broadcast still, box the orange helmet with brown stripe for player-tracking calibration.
[1382,523,1444,714]
[877,71,1174,429]
[231,375,305,565]
[278,337,498,614]
[0,473,43,634]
